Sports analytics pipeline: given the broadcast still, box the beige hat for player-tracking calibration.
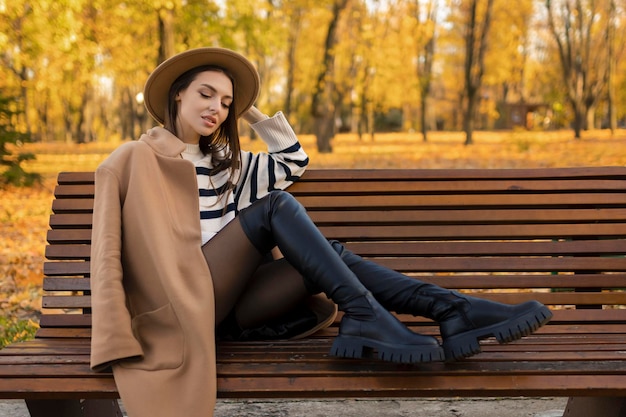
[143,47,260,124]
[289,294,338,340]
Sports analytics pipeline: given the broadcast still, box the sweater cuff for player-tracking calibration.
[250,111,299,153]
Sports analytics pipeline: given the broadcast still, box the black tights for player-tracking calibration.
[202,216,309,329]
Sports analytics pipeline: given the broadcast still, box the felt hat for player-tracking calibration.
[289,294,338,340]
[143,47,260,124]
[216,294,338,342]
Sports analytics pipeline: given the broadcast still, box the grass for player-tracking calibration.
[1,128,626,347]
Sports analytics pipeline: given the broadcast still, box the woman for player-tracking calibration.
[90,47,552,417]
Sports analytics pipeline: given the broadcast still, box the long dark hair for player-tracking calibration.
[163,65,241,177]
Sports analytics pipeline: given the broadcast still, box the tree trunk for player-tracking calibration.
[462,0,494,146]
[310,0,350,153]
[416,0,438,143]
[571,99,584,139]
[585,104,596,130]
[75,91,88,144]
[607,0,617,135]
[284,9,302,120]
[158,6,176,63]
[19,67,32,140]
[420,93,429,142]
[464,93,477,145]
[315,113,335,153]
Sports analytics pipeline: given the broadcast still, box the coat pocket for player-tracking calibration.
[120,303,185,370]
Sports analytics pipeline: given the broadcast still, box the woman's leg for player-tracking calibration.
[233,257,309,329]
[202,217,309,327]
[237,190,444,363]
[328,240,553,361]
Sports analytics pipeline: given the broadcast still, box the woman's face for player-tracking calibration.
[175,70,233,144]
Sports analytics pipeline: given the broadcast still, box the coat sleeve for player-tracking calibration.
[235,111,309,209]
[90,166,143,372]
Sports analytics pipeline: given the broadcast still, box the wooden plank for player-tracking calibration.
[38,273,626,293]
[289,179,626,194]
[0,378,118,400]
[43,278,90,291]
[40,234,626,260]
[308,208,626,224]
[55,167,626,185]
[214,375,626,398]
[3,373,626,400]
[39,256,626,279]
[56,171,95,184]
[51,198,95,213]
[43,223,626,245]
[39,256,626,278]
[48,208,626,227]
[32,309,626,331]
[54,184,96,199]
[42,240,626,261]
[415,274,626,290]
[316,224,626,240]
[39,314,91,328]
[345,241,626,257]
[45,245,91,260]
[42,296,91,309]
[291,167,626,181]
[34,328,92,338]
[46,229,92,244]
[297,193,626,209]
[43,261,89,277]
[49,213,93,228]
[55,169,626,194]
[374,256,626,272]
[32,318,626,339]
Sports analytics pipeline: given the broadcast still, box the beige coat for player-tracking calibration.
[90,127,218,417]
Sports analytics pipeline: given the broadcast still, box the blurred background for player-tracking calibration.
[1,0,625,153]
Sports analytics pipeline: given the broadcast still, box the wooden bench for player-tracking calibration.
[2,167,626,417]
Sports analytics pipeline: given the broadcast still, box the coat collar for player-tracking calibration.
[139,127,186,158]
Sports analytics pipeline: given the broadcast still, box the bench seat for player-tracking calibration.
[3,167,626,417]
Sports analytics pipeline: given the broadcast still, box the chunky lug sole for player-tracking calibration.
[330,334,445,363]
[442,301,553,361]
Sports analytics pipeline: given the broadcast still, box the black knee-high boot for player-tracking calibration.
[329,241,553,361]
[237,191,444,363]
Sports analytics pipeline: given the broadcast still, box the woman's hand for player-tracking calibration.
[242,105,269,124]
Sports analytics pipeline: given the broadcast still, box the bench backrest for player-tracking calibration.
[39,168,626,339]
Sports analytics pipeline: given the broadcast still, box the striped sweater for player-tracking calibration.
[181,111,309,244]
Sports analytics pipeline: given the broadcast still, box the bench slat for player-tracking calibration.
[41,240,626,260]
[47,208,626,227]
[38,274,626,292]
[40,256,626,276]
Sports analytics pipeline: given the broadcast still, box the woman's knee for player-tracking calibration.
[267,190,303,214]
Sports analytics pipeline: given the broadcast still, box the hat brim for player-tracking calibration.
[289,294,338,340]
[143,47,260,124]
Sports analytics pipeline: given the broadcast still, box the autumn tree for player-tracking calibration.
[334,1,380,140]
[545,0,611,138]
[311,0,351,153]
[0,2,37,140]
[606,0,618,134]
[0,94,39,186]
[459,0,495,145]
[412,0,439,142]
